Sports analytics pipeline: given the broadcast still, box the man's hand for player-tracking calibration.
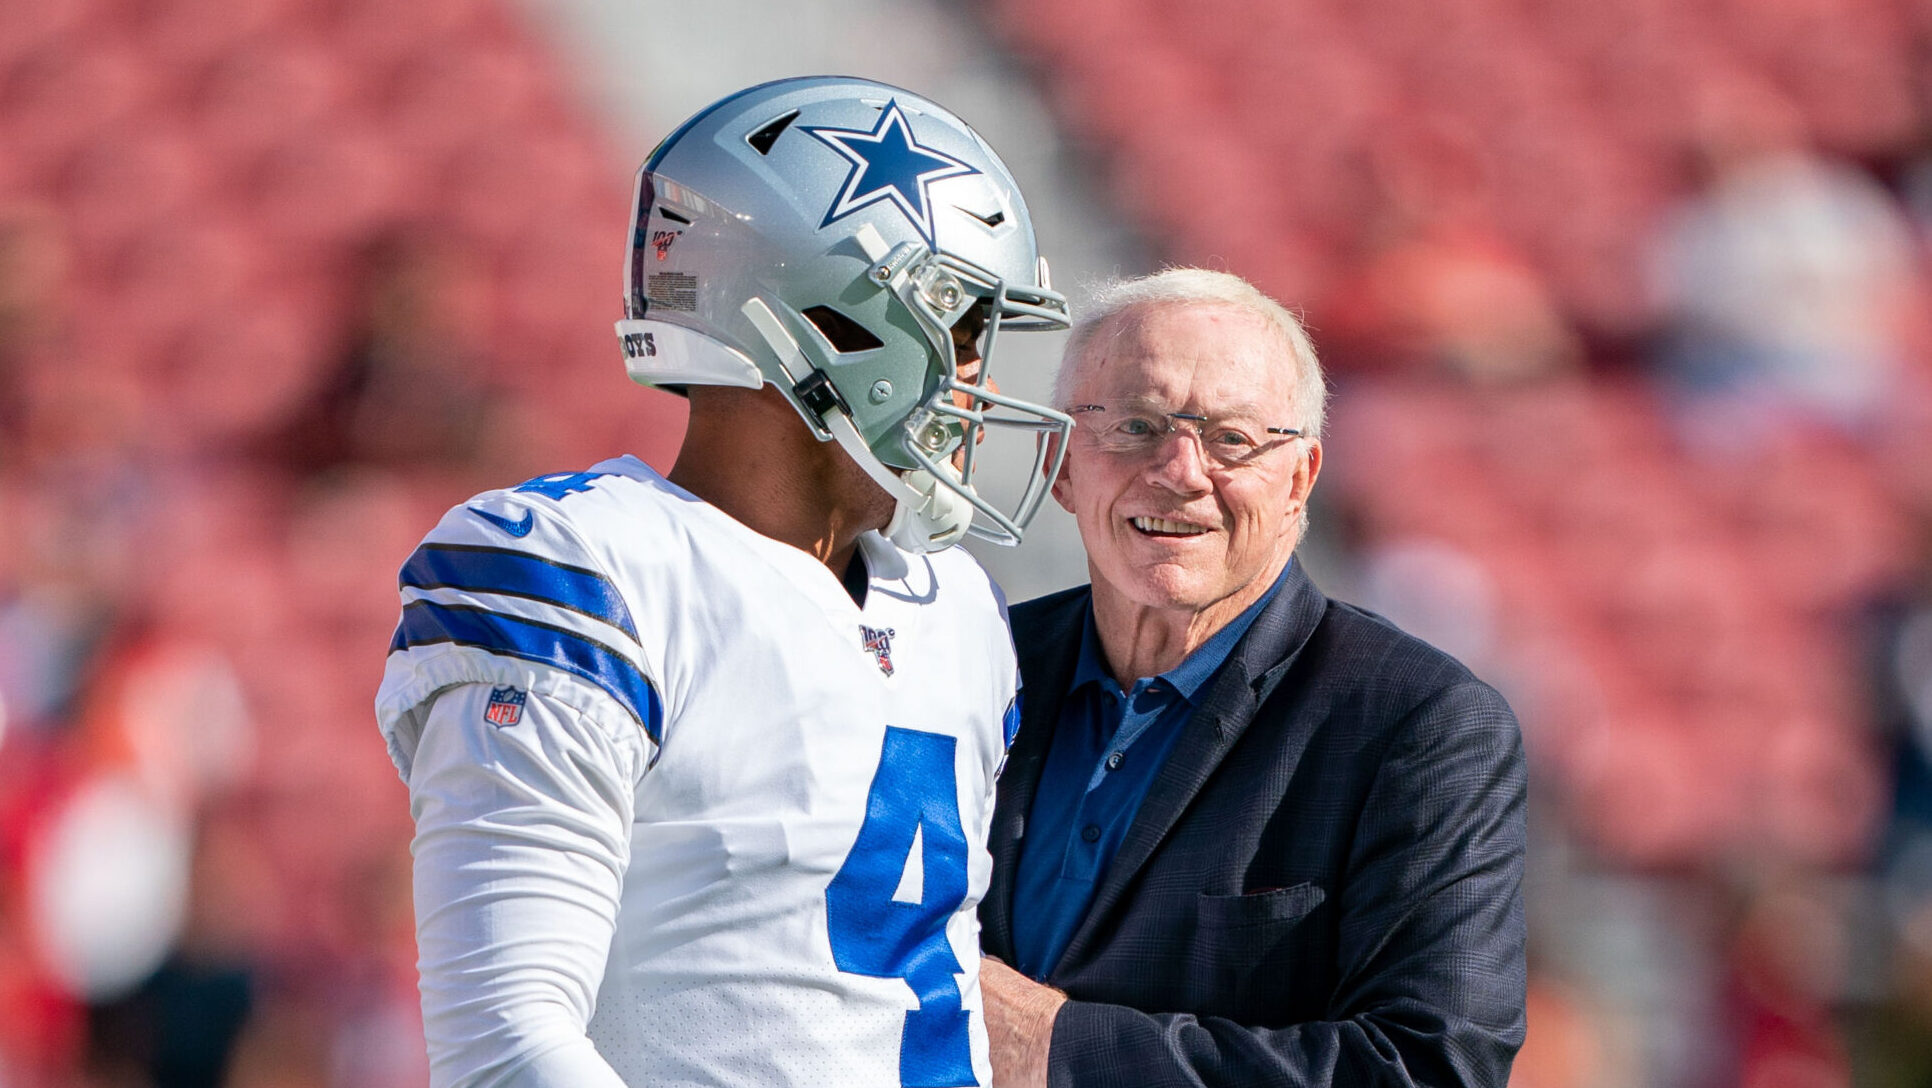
[981,956,1066,1088]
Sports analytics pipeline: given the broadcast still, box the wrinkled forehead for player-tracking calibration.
[1072,301,1299,416]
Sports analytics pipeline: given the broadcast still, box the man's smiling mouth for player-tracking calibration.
[1131,517,1210,536]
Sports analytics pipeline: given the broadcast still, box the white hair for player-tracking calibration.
[1053,268,1328,439]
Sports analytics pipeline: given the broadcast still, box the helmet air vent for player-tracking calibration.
[746,110,801,155]
[802,306,884,353]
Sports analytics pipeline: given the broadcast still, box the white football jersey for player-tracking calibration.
[376,456,1019,1088]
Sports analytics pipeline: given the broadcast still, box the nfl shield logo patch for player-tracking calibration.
[484,686,527,727]
[860,626,896,676]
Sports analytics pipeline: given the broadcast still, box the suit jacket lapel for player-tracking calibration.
[1052,563,1329,975]
[983,587,1089,961]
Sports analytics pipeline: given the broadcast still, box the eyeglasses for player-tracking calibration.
[1069,404,1302,467]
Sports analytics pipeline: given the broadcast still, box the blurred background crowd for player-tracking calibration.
[3,0,1932,1084]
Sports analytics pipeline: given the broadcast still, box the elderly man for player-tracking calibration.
[979,269,1527,1087]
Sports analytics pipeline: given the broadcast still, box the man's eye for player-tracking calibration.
[1118,418,1158,437]
[1211,430,1256,448]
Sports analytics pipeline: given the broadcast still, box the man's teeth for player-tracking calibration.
[1132,517,1209,535]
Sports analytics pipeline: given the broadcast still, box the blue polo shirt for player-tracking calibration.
[1009,566,1288,980]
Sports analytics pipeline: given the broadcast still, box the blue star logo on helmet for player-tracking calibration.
[804,100,979,246]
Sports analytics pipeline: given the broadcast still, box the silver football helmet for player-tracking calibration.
[615,76,1071,551]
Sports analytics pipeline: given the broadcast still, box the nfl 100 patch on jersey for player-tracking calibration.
[860,625,897,676]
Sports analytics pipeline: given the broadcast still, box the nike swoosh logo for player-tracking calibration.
[469,506,534,537]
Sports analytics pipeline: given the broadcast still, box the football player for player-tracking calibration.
[375,77,1071,1088]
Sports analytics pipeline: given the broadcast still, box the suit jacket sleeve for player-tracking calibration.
[1045,679,1528,1088]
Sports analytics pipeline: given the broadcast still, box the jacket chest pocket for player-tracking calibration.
[1185,883,1330,1021]
[1197,882,1326,929]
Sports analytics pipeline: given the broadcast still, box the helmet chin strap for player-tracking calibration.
[739,298,973,554]
[821,411,973,553]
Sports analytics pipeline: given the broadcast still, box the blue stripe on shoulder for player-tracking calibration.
[390,601,663,743]
[1003,694,1023,749]
[400,544,638,640]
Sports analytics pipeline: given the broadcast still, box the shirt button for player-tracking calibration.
[1081,824,1102,843]
[1105,751,1124,771]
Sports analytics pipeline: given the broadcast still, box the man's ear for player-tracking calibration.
[1289,438,1323,520]
[1045,431,1075,512]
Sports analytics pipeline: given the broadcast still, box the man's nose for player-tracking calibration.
[1145,428,1213,492]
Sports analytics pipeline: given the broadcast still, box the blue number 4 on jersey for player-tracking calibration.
[514,471,614,501]
[826,727,976,1087]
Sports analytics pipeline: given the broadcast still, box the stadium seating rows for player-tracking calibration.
[0,0,654,453]
[990,0,1923,332]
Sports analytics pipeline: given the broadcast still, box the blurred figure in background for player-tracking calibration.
[1323,126,1585,384]
[1864,514,1932,1086]
[1719,876,1856,1088]
[268,226,504,489]
[0,202,69,447]
[1649,81,1919,454]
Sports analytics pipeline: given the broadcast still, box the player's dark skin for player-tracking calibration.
[669,307,994,580]
[669,383,895,579]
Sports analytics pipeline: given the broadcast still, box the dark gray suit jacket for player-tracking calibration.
[980,561,1527,1087]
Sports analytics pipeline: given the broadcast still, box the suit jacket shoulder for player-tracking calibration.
[1289,594,1507,737]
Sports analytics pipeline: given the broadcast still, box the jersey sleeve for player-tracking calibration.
[406,683,638,1088]
[376,493,663,779]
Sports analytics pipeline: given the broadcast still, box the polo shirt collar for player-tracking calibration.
[1066,559,1298,703]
